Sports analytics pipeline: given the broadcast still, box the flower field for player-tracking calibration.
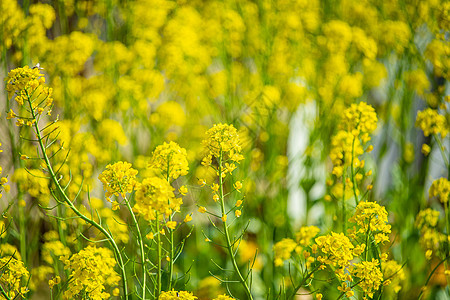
[0,0,449,299]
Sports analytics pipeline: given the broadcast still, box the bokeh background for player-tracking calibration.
[0,0,449,299]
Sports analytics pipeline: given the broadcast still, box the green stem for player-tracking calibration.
[26,95,129,299]
[18,205,26,266]
[342,172,346,233]
[290,263,322,299]
[156,212,162,298]
[434,134,449,169]
[218,153,253,300]
[166,173,174,291]
[350,136,359,204]
[123,197,146,299]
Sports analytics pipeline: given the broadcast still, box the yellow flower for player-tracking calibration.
[159,290,197,299]
[202,124,244,164]
[235,200,242,207]
[221,214,227,222]
[179,185,188,196]
[98,161,138,199]
[421,144,431,156]
[348,201,391,244]
[5,66,53,117]
[166,221,177,230]
[315,232,354,268]
[350,259,383,298]
[211,183,219,192]
[198,206,207,213]
[0,256,29,298]
[184,214,192,222]
[149,141,189,180]
[295,226,320,246]
[339,102,378,137]
[235,210,241,218]
[233,181,242,191]
[415,108,448,137]
[134,177,179,221]
[273,238,297,266]
[213,295,235,300]
[429,177,450,203]
[63,246,120,300]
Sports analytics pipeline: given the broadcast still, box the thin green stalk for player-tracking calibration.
[350,136,359,204]
[290,263,322,299]
[444,201,450,287]
[18,205,26,266]
[156,212,162,298]
[165,170,174,291]
[218,152,253,300]
[26,95,129,299]
[342,172,346,233]
[434,134,449,169]
[123,196,146,299]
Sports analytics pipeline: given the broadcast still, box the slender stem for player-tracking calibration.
[444,201,450,287]
[290,263,322,299]
[342,172,346,233]
[218,152,253,300]
[418,255,450,300]
[434,134,449,168]
[166,172,174,291]
[26,95,129,299]
[156,212,162,298]
[350,136,359,204]
[18,205,26,266]
[123,196,146,299]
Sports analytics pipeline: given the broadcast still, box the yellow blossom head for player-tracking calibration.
[149,141,189,180]
[134,177,179,221]
[202,123,244,166]
[159,290,197,299]
[98,161,138,199]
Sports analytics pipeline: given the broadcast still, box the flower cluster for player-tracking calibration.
[429,177,450,203]
[213,295,235,300]
[329,102,376,181]
[159,290,197,299]
[0,256,29,298]
[415,208,446,258]
[348,201,391,244]
[273,238,297,266]
[329,130,364,178]
[134,177,181,221]
[149,141,189,180]
[315,232,354,270]
[62,246,120,300]
[202,123,243,167]
[295,226,320,247]
[98,161,138,199]
[415,108,448,137]
[382,260,405,294]
[0,163,9,200]
[349,259,383,298]
[11,168,49,205]
[5,65,53,126]
[339,102,378,139]
[42,240,71,265]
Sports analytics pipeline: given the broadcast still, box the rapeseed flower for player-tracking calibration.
[149,141,189,180]
[63,246,120,300]
[159,290,197,299]
[429,178,450,203]
[134,177,180,220]
[98,161,138,199]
